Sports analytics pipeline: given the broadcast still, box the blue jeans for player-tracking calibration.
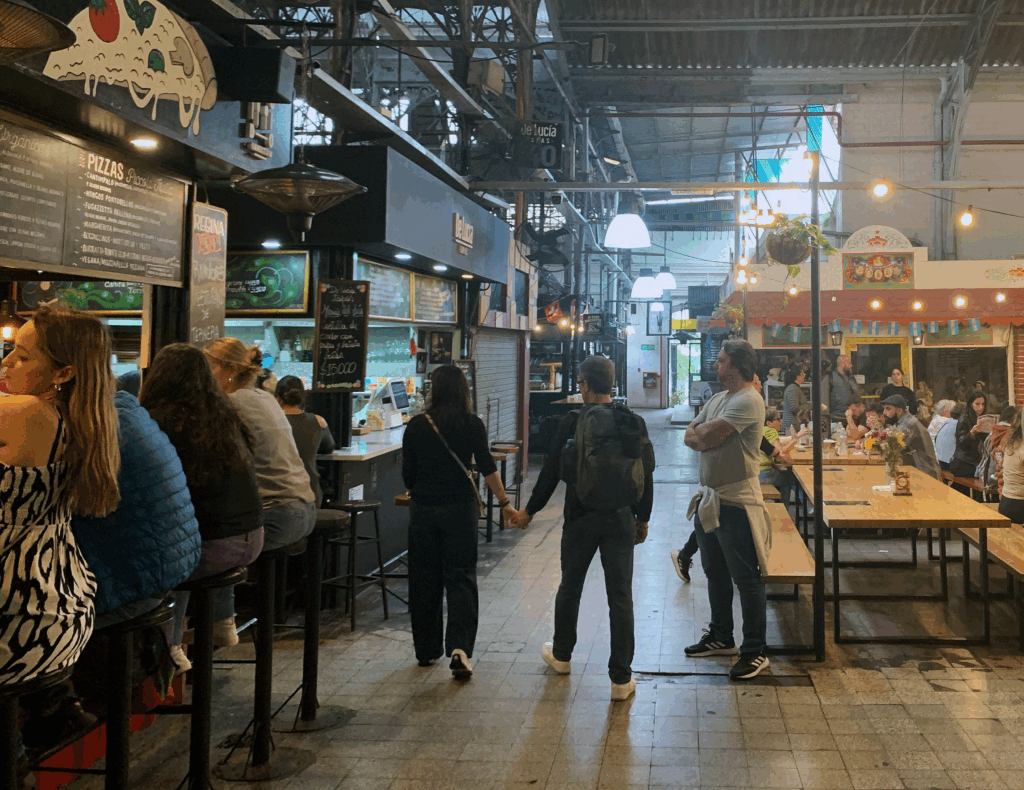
[759,467,795,509]
[693,504,767,658]
[408,500,480,661]
[209,500,314,626]
[552,508,635,684]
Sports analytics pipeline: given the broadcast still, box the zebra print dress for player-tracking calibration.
[0,416,97,684]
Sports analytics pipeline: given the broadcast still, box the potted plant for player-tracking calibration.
[712,303,744,336]
[766,214,837,265]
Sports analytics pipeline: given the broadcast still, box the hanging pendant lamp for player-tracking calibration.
[0,0,76,66]
[604,192,651,249]
[233,157,367,241]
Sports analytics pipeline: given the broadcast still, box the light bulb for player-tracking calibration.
[959,207,975,228]
[788,285,799,297]
[954,296,967,308]
[1,325,12,341]
[911,300,923,311]
[736,270,747,285]
[739,255,748,267]
[533,325,542,331]
[625,326,635,336]
[870,299,882,310]
[559,318,569,327]
[870,180,891,199]
[749,273,758,284]
[262,240,282,249]
[996,292,1007,303]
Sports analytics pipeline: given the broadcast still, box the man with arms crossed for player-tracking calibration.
[684,339,772,680]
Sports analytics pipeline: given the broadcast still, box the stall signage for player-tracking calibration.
[512,120,564,170]
[187,204,227,347]
[453,212,475,255]
[225,251,309,313]
[0,118,186,285]
[414,274,457,324]
[583,314,604,335]
[312,279,370,392]
[17,280,143,313]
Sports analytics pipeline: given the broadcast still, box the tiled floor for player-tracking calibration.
[63,408,1024,790]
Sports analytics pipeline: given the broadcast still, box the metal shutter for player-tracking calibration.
[474,328,520,443]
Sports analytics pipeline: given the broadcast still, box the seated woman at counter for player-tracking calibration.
[402,364,516,680]
[141,344,265,666]
[275,375,335,508]
[202,338,314,645]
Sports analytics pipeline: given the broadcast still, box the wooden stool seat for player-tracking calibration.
[395,493,411,507]
[323,504,389,630]
[175,565,247,593]
[327,500,381,513]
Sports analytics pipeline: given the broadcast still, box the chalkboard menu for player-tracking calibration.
[415,274,457,323]
[0,117,187,285]
[701,334,724,378]
[312,279,370,392]
[453,359,477,411]
[356,259,411,320]
[17,280,143,313]
[225,251,309,313]
[187,204,227,348]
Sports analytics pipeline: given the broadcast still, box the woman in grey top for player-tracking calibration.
[203,337,315,646]
[275,375,335,507]
[781,364,807,436]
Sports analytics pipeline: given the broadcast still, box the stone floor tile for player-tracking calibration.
[945,770,1010,790]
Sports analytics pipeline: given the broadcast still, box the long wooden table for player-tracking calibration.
[793,465,1010,646]
[787,447,882,465]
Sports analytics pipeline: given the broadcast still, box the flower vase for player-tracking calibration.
[884,458,899,487]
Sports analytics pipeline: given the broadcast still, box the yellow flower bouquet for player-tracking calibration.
[863,429,905,483]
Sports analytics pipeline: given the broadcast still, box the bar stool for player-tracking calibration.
[491,441,523,509]
[1,667,73,790]
[95,601,174,790]
[168,567,247,790]
[272,509,352,733]
[214,539,315,782]
[322,501,389,631]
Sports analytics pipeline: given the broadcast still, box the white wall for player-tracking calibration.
[626,304,668,408]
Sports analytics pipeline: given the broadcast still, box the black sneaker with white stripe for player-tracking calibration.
[730,653,770,680]
[684,629,739,657]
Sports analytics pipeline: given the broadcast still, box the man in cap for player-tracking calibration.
[881,394,940,479]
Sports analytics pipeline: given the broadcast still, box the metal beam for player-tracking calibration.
[469,180,1024,192]
[568,66,1024,82]
[557,14,1024,32]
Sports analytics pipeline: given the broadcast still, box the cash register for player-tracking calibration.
[360,378,409,429]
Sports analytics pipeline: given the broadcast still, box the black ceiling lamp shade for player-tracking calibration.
[232,160,367,241]
[0,0,76,66]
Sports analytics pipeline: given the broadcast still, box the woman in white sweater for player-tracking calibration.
[999,410,1024,525]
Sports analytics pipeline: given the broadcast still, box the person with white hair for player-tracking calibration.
[928,399,956,441]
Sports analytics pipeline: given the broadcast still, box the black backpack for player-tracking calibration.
[560,404,651,512]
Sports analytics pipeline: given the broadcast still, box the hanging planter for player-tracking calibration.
[766,234,812,266]
[765,214,838,308]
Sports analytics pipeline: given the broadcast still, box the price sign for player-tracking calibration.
[512,120,564,170]
[187,204,227,348]
[312,279,370,392]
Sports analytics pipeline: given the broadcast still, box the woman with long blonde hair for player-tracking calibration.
[202,337,314,645]
[0,305,120,684]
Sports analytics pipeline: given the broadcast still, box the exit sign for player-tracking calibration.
[641,344,655,350]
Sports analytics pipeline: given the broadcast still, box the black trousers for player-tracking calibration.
[408,499,480,661]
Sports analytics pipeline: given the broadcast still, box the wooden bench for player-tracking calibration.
[760,483,782,502]
[764,503,815,585]
[957,502,1024,650]
[941,470,996,501]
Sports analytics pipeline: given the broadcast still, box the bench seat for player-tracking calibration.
[764,503,815,585]
[760,483,782,502]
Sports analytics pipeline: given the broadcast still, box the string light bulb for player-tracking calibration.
[953,295,967,308]
[996,292,1007,303]
[749,273,758,285]
[736,269,747,285]
[788,285,799,297]
[958,206,975,228]
[869,299,883,311]
[870,180,892,199]
[559,318,569,327]
[911,300,924,311]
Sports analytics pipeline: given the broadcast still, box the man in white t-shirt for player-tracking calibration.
[683,339,771,680]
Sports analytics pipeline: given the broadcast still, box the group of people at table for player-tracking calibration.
[0,306,335,767]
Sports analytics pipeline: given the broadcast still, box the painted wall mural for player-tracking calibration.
[44,0,218,134]
[842,252,914,290]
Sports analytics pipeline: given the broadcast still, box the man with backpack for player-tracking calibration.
[684,339,772,680]
[512,355,656,701]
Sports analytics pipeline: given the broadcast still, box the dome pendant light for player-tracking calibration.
[653,265,676,292]
[629,268,660,299]
[605,193,651,249]
[0,0,76,65]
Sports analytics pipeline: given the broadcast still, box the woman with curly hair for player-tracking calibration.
[140,344,264,665]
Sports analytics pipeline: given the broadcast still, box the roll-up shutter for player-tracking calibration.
[474,328,521,443]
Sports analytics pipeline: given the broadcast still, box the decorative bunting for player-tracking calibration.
[849,320,862,334]
[909,322,922,337]
[828,319,842,333]
[927,321,940,333]
[947,320,960,336]
[790,325,801,342]
[770,323,782,338]
[968,317,982,332]
[886,321,900,336]
[868,321,881,336]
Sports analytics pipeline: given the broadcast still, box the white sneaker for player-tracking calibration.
[213,617,239,648]
[169,645,192,676]
[611,677,637,701]
[450,649,473,680]
[541,642,571,674]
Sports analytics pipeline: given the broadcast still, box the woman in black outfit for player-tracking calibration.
[879,368,917,415]
[949,391,990,479]
[275,375,335,507]
[401,365,515,679]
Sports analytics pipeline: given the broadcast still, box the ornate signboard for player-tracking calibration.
[842,252,914,290]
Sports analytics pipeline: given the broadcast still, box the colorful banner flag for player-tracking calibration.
[909,322,922,337]
[828,319,842,333]
[868,321,881,336]
[968,317,982,332]
[770,323,782,338]
[886,322,900,336]
[927,321,940,333]
[790,326,801,342]
[849,320,862,334]
[947,320,960,336]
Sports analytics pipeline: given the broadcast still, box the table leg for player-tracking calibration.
[981,528,991,645]
[498,457,507,531]
[962,539,971,601]
[939,529,948,601]
[832,528,841,644]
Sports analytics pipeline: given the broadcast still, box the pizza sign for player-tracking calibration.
[842,252,914,290]
[44,0,217,135]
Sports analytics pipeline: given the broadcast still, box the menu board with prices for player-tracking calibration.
[312,279,370,392]
[415,274,457,323]
[0,117,187,286]
[187,204,227,348]
[0,121,67,266]
[356,259,411,320]
[17,280,144,313]
[225,251,309,313]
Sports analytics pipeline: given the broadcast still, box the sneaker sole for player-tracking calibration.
[670,551,688,582]
[731,658,770,680]
[685,646,740,657]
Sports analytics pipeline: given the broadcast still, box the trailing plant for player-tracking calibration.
[712,303,744,336]
[765,213,838,308]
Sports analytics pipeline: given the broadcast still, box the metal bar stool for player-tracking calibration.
[1,667,74,790]
[214,539,314,782]
[164,566,247,790]
[491,441,523,510]
[271,509,351,733]
[322,501,388,631]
